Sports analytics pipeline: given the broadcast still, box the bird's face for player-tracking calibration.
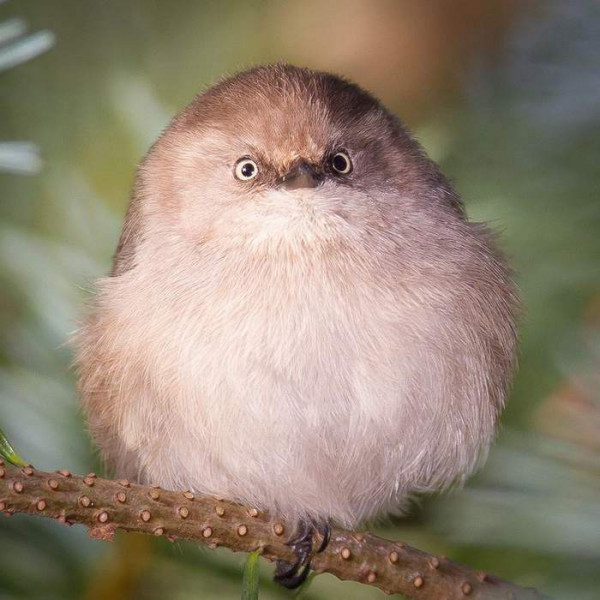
[138,66,461,255]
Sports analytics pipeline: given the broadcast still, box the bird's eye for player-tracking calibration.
[331,151,352,174]
[234,158,259,181]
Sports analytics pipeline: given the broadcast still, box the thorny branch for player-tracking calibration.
[0,462,549,599]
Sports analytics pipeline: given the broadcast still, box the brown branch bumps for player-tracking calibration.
[0,462,548,600]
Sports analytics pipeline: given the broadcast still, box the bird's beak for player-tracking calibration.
[280,161,320,190]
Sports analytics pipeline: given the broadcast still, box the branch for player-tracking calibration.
[0,462,549,599]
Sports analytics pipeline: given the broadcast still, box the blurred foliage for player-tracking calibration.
[0,1,599,599]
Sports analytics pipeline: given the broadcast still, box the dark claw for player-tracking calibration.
[315,521,331,553]
[274,559,312,589]
[274,543,309,581]
[273,519,331,590]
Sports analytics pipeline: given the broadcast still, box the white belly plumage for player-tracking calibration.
[98,251,495,527]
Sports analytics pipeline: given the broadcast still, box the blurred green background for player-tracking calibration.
[1,1,599,598]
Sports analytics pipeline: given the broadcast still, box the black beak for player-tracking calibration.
[280,161,320,190]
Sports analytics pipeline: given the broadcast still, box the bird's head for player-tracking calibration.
[133,64,463,258]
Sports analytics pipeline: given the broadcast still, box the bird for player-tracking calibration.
[74,64,519,588]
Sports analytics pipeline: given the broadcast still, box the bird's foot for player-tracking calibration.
[273,519,331,589]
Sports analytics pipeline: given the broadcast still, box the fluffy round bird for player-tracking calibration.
[75,64,519,587]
